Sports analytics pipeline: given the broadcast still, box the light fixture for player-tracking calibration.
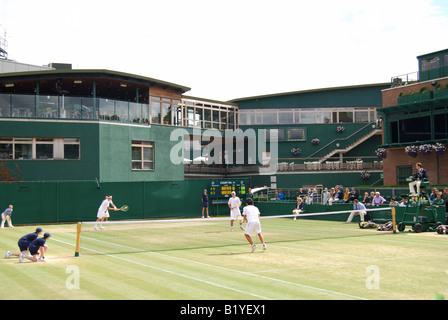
[4,83,14,87]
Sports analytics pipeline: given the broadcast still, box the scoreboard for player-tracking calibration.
[209,180,247,199]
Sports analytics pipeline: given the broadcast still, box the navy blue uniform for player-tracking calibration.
[202,194,209,208]
[17,233,38,252]
[28,238,47,255]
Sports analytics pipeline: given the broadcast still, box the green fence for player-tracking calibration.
[1,180,445,226]
[0,180,211,225]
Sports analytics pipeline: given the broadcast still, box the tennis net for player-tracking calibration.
[74,207,395,257]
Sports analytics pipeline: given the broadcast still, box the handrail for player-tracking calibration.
[304,123,378,160]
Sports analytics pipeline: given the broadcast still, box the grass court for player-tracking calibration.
[1,215,447,300]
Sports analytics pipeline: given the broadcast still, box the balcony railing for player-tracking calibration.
[184,160,383,175]
[0,93,150,124]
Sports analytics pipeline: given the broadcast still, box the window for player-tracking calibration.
[0,137,80,160]
[63,138,81,160]
[132,140,154,170]
[421,57,440,71]
[239,107,376,125]
[397,166,412,185]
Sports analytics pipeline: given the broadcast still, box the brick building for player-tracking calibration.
[379,48,448,185]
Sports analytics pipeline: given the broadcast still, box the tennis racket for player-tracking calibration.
[117,205,129,212]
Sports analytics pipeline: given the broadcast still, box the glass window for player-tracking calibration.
[204,109,211,121]
[64,138,80,160]
[132,140,154,171]
[151,97,161,124]
[162,99,171,125]
[316,109,332,124]
[14,139,33,160]
[300,109,315,124]
[220,111,228,130]
[35,138,54,160]
[62,96,82,119]
[0,93,11,117]
[262,110,277,125]
[354,109,369,122]
[98,98,115,120]
[0,137,80,161]
[228,111,235,130]
[212,109,219,127]
[434,113,448,139]
[141,103,150,124]
[0,142,13,159]
[278,109,294,124]
[36,144,53,159]
[115,100,129,122]
[338,109,354,123]
[12,94,35,118]
[421,57,440,71]
[38,95,58,119]
[399,117,431,143]
[80,97,95,120]
[129,102,142,123]
[173,105,182,126]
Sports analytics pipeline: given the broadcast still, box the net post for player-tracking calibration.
[391,207,397,234]
[74,222,82,257]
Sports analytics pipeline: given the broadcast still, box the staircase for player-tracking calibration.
[319,129,382,163]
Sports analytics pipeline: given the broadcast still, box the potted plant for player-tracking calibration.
[375,148,387,159]
[291,147,301,156]
[336,126,345,134]
[419,144,433,155]
[360,171,371,180]
[433,82,448,100]
[433,143,447,155]
[405,145,419,157]
[398,92,417,105]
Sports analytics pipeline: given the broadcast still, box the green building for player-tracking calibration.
[0,62,391,224]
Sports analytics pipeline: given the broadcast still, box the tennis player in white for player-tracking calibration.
[94,195,118,230]
[242,198,266,252]
[228,191,244,231]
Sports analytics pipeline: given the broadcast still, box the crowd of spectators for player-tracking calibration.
[272,186,448,208]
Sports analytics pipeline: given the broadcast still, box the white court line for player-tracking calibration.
[54,234,368,300]
[52,237,271,300]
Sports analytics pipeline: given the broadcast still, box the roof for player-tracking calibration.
[228,83,390,103]
[0,68,191,93]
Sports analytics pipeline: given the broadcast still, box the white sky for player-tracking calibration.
[1,0,448,101]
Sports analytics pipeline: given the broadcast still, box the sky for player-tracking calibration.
[1,0,448,101]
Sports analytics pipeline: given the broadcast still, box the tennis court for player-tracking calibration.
[1,212,447,301]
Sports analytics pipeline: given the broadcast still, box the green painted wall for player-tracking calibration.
[240,122,381,162]
[0,121,184,183]
[234,84,389,109]
[98,123,184,182]
[0,180,210,225]
[0,120,100,182]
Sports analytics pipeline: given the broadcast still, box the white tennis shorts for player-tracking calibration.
[245,220,262,235]
[230,208,240,220]
[97,210,109,219]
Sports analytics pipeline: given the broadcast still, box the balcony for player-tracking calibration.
[0,93,150,124]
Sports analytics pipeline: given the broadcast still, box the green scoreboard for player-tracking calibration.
[209,180,247,199]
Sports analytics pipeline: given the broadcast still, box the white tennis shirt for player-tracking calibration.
[243,205,261,223]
